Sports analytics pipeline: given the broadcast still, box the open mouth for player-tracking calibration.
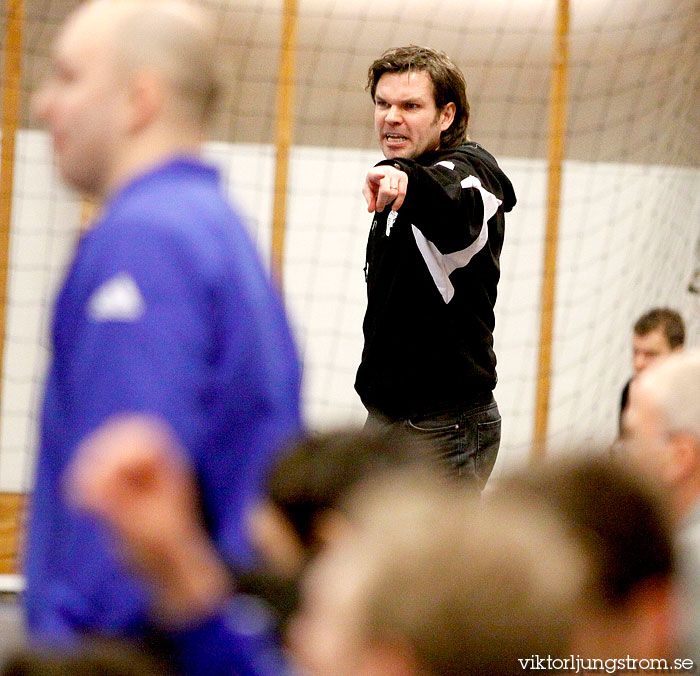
[385,133,408,143]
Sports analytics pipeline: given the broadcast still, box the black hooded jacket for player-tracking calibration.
[355,142,517,420]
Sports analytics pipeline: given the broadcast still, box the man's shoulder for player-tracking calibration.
[98,162,242,252]
[431,142,516,211]
[82,190,248,291]
[410,143,495,175]
[434,142,497,165]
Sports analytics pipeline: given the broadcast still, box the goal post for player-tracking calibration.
[0,0,25,579]
[533,0,569,461]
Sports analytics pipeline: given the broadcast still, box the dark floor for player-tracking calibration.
[0,594,25,664]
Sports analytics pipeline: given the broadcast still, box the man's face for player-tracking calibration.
[374,70,454,160]
[33,6,124,197]
[632,328,674,375]
[622,378,671,480]
[288,541,371,676]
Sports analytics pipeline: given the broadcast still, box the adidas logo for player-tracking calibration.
[87,272,146,322]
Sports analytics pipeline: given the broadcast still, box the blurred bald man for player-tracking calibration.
[26,0,301,655]
[624,349,700,663]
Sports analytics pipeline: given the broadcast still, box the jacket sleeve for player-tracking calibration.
[377,153,502,255]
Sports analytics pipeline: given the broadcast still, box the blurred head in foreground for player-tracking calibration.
[289,466,586,676]
[500,455,677,660]
[248,426,438,579]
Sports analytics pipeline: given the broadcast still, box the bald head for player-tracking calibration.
[635,348,700,442]
[69,0,220,124]
[36,0,221,196]
[624,349,700,518]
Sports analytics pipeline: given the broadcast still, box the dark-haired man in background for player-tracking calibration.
[355,45,516,487]
[619,307,685,431]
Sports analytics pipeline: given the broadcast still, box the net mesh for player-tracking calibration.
[1,0,699,501]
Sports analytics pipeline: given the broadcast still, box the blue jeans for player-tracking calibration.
[367,396,501,489]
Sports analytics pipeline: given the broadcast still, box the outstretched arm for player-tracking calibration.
[372,154,503,255]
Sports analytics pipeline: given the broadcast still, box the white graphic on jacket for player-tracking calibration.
[385,209,398,236]
[412,174,502,303]
[87,272,145,321]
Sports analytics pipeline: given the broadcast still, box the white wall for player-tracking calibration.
[0,130,698,491]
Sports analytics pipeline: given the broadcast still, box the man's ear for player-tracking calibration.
[127,69,164,133]
[439,102,456,132]
[624,577,679,659]
[665,433,700,484]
